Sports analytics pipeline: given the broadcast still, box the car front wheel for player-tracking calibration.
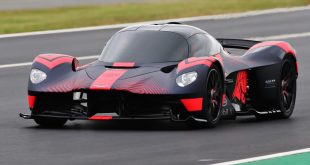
[186,64,224,128]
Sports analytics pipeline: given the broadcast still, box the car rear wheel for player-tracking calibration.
[277,56,297,118]
[256,56,297,120]
[186,65,224,128]
[34,117,67,128]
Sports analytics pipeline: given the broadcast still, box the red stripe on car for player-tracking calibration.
[249,41,296,56]
[180,98,203,112]
[34,54,73,69]
[222,94,226,106]
[90,69,127,90]
[213,54,223,66]
[28,95,36,110]
[89,116,113,120]
[113,62,135,67]
[177,57,213,72]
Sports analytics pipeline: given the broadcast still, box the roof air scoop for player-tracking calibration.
[105,62,139,69]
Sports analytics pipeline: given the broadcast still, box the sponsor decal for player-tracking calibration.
[265,79,276,88]
[232,71,247,104]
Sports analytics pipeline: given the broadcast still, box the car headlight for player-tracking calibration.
[30,69,47,84]
[176,71,198,87]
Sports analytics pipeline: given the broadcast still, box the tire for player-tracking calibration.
[255,56,297,120]
[186,64,224,128]
[277,56,297,118]
[34,117,67,128]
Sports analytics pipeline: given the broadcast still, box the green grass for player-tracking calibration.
[239,152,310,165]
[0,0,309,34]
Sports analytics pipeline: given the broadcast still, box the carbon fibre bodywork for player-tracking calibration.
[21,24,298,123]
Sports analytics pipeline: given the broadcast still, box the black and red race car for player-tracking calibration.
[20,23,298,128]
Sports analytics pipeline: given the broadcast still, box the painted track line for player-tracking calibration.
[0,55,99,69]
[247,31,310,41]
[0,5,309,39]
[1,31,310,69]
[210,148,310,165]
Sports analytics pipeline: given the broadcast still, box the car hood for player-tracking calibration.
[85,61,178,80]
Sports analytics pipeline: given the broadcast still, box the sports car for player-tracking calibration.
[20,23,298,128]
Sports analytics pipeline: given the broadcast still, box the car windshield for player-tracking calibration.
[99,31,189,63]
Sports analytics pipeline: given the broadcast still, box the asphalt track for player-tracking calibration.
[0,8,310,165]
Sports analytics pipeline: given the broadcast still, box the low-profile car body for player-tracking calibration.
[20,23,298,128]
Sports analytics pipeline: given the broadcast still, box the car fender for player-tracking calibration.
[28,54,92,93]
[243,41,298,74]
[176,56,224,92]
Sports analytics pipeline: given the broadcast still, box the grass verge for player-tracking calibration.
[0,0,309,34]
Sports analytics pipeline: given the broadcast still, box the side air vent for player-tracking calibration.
[161,65,177,73]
